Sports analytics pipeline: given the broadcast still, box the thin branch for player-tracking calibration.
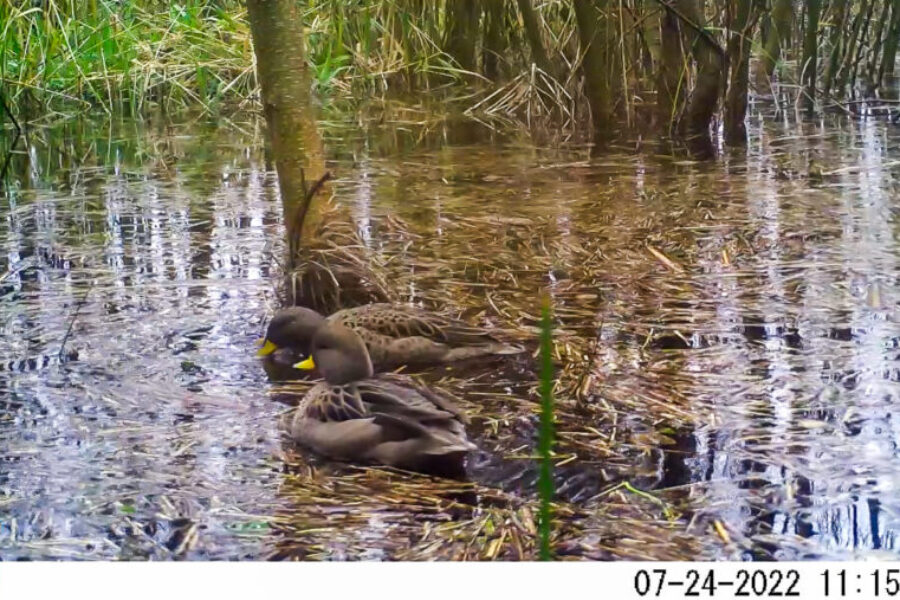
[653,0,726,58]
[0,90,22,186]
[290,170,333,245]
[287,170,334,270]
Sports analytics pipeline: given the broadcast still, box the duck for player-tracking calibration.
[287,321,475,475]
[257,303,522,371]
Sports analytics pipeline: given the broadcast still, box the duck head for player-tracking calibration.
[256,307,326,357]
[294,322,374,385]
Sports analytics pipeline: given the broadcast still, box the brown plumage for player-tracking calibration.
[258,303,523,371]
[288,322,475,475]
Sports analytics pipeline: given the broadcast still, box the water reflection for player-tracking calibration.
[0,117,284,559]
[314,106,900,559]
[1,104,900,559]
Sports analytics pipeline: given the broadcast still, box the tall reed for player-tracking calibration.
[537,294,555,560]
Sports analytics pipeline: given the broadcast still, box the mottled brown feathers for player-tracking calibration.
[262,302,524,371]
[288,321,475,475]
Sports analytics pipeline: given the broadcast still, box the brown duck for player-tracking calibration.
[288,321,475,475]
[257,303,522,371]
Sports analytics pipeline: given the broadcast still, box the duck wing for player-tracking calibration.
[355,377,462,423]
[301,383,368,423]
[293,379,474,469]
[300,378,461,424]
[332,303,499,345]
[359,380,475,459]
[376,373,469,423]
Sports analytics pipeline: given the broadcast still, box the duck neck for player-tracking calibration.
[325,366,370,386]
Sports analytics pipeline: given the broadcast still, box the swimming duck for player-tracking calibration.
[257,303,522,371]
[287,321,475,475]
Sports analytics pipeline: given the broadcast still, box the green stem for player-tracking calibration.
[537,294,555,561]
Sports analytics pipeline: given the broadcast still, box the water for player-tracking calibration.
[1,105,900,559]
[1,116,282,559]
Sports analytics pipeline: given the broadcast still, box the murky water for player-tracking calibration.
[2,104,900,560]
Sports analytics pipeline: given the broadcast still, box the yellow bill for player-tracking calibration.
[256,338,278,357]
[293,356,316,370]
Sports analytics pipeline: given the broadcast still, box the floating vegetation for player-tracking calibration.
[2,95,900,561]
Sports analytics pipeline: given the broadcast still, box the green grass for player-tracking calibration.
[537,294,555,560]
[0,0,254,113]
[301,0,468,96]
[0,0,470,113]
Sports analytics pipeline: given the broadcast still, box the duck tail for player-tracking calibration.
[418,451,470,479]
[444,342,526,362]
[372,413,475,454]
[491,341,526,355]
[421,426,477,455]
[419,436,475,478]
[371,413,475,477]
[424,439,477,455]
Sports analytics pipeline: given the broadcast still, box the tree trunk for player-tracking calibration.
[483,1,507,80]
[880,0,900,85]
[656,5,684,131]
[760,0,792,80]
[835,0,869,97]
[848,0,877,95]
[246,0,323,244]
[866,0,892,86]
[725,0,759,145]
[677,0,724,151]
[445,0,480,72]
[573,0,613,142]
[822,0,848,98]
[802,0,822,111]
[247,0,388,312]
[516,0,553,74]
[640,1,662,77]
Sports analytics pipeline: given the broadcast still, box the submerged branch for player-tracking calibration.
[59,285,93,361]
